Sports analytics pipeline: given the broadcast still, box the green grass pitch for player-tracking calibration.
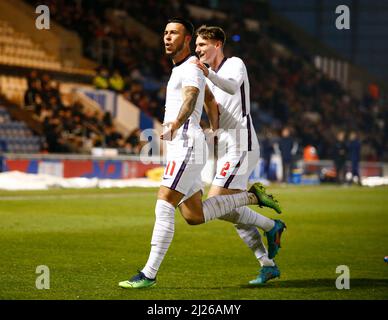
[0,185,387,300]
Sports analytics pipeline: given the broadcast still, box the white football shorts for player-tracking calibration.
[161,134,208,200]
[212,149,260,190]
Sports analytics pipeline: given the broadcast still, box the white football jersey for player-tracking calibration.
[206,56,259,152]
[164,55,206,139]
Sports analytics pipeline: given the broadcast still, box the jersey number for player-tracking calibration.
[165,161,176,176]
[220,162,230,177]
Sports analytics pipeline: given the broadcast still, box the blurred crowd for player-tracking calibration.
[25,0,387,162]
[260,126,363,184]
[23,70,142,154]
[92,66,165,122]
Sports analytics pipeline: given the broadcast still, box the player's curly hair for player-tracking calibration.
[196,25,226,45]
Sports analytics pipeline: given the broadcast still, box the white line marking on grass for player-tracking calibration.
[0,192,153,201]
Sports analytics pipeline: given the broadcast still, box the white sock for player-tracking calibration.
[218,206,275,232]
[142,199,175,279]
[258,255,275,267]
[234,224,275,267]
[202,192,257,222]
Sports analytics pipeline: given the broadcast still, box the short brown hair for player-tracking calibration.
[168,17,194,37]
[196,25,226,45]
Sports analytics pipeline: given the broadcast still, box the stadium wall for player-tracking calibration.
[0,154,386,186]
[1,154,161,179]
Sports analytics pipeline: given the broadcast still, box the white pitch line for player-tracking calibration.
[0,192,153,201]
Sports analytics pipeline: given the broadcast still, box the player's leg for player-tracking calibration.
[119,186,183,289]
[178,154,281,224]
[209,151,281,229]
[209,185,275,231]
[211,151,285,276]
[210,188,278,266]
[207,185,280,284]
[140,186,183,277]
[233,224,274,267]
[178,189,204,225]
[178,158,281,225]
[121,140,211,288]
[178,187,259,225]
[178,139,281,223]
[228,218,282,285]
[119,145,193,289]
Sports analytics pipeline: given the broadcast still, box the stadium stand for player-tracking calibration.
[0,17,94,76]
[0,105,43,153]
[0,19,60,71]
[1,0,386,166]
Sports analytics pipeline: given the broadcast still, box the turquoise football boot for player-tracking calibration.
[249,265,280,285]
[265,220,286,259]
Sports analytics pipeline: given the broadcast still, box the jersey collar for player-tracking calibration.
[214,57,228,73]
[173,54,193,68]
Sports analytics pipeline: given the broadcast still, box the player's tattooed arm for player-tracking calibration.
[204,84,219,131]
[161,86,199,140]
[176,85,199,127]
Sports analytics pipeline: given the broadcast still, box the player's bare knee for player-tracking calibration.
[180,209,204,225]
[185,215,204,225]
[184,217,197,225]
[157,186,182,207]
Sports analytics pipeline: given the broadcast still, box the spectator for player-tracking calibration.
[103,125,124,148]
[123,128,141,154]
[23,69,127,154]
[42,115,71,153]
[32,94,45,116]
[26,70,39,89]
[333,131,347,184]
[303,144,319,175]
[59,107,74,133]
[40,73,51,88]
[93,67,109,89]
[38,106,53,123]
[24,80,40,107]
[48,80,62,102]
[102,111,113,127]
[260,130,274,180]
[303,144,319,162]
[278,127,298,183]
[40,81,55,105]
[348,131,362,185]
[109,70,125,92]
[48,96,63,114]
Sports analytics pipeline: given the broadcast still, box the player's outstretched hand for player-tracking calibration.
[160,121,179,141]
[191,59,209,77]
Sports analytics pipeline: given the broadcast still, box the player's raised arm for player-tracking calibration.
[206,59,244,95]
[204,84,219,131]
[192,59,241,95]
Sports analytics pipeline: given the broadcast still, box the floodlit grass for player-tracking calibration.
[0,185,387,300]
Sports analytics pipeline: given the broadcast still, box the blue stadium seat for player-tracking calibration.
[0,106,45,154]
